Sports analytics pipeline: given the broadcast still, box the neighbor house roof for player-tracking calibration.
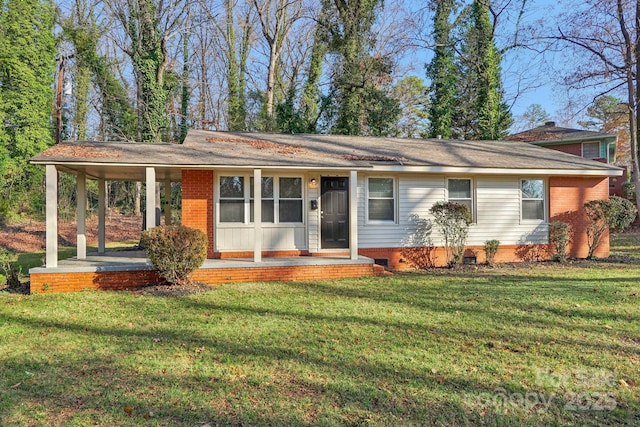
[505,121,617,145]
[30,129,621,181]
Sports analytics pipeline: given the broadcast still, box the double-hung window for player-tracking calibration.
[447,178,473,218]
[278,177,303,222]
[250,177,274,223]
[521,179,545,221]
[219,176,245,223]
[368,177,395,222]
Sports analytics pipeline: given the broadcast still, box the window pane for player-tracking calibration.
[250,177,274,198]
[521,180,543,199]
[369,199,394,221]
[448,179,471,198]
[220,200,244,222]
[280,177,302,198]
[522,200,544,220]
[369,178,394,198]
[279,200,302,222]
[220,176,244,198]
[250,200,274,223]
[583,142,600,159]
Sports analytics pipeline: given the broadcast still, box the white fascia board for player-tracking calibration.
[31,161,622,177]
[30,161,374,171]
[370,165,623,176]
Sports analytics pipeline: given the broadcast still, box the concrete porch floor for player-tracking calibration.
[28,251,381,293]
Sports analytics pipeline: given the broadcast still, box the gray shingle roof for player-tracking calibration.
[31,129,620,177]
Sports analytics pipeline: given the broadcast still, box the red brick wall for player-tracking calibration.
[30,263,378,293]
[359,245,552,270]
[182,170,215,257]
[30,270,164,293]
[549,176,610,258]
[546,143,583,157]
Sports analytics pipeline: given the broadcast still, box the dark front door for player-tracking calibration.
[321,177,349,249]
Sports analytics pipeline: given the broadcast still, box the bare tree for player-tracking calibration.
[544,0,640,212]
[251,0,304,126]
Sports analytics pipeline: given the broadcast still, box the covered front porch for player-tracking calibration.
[29,250,381,293]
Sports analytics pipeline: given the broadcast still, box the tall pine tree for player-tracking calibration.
[468,0,511,140]
[426,0,457,139]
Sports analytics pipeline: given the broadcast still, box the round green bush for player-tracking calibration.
[141,225,207,286]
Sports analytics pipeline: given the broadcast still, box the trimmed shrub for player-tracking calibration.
[483,240,500,266]
[401,214,438,269]
[430,201,472,267]
[584,196,637,259]
[141,225,207,285]
[608,195,637,232]
[548,221,570,262]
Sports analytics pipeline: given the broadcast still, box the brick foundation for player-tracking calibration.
[29,262,379,294]
[358,245,553,270]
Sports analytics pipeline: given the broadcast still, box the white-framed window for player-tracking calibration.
[219,174,303,224]
[250,176,274,223]
[278,177,303,223]
[582,142,600,159]
[367,177,395,222]
[521,179,545,221]
[219,175,245,223]
[447,178,473,218]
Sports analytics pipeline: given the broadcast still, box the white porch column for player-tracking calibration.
[145,167,156,230]
[45,165,58,268]
[164,180,172,225]
[253,169,262,262]
[97,179,106,254]
[76,172,87,259]
[350,170,358,260]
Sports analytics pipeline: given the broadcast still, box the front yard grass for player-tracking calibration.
[0,235,638,425]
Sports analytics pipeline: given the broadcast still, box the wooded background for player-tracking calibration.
[1,0,637,220]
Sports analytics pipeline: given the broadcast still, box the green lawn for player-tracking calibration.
[0,238,639,425]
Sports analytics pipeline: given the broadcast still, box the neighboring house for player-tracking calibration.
[506,121,625,196]
[29,130,621,292]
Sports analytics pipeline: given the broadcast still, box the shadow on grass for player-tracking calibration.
[3,311,634,426]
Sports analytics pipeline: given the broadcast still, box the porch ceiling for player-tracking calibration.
[56,163,183,182]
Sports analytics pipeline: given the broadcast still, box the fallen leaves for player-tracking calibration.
[205,136,307,156]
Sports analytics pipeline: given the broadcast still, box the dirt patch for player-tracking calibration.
[0,214,142,253]
[127,281,214,297]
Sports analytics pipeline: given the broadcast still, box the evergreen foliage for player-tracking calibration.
[426,0,457,139]
[141,225,207,286]
[427,0,512,140]
[62,11,136,140]
[584,196,637,259]
[0,0,56,219]
[320,0,400,136]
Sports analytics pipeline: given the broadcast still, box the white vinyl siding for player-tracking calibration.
[358,175,445,248]
[473,178,548,244]
[357,175,549,248]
